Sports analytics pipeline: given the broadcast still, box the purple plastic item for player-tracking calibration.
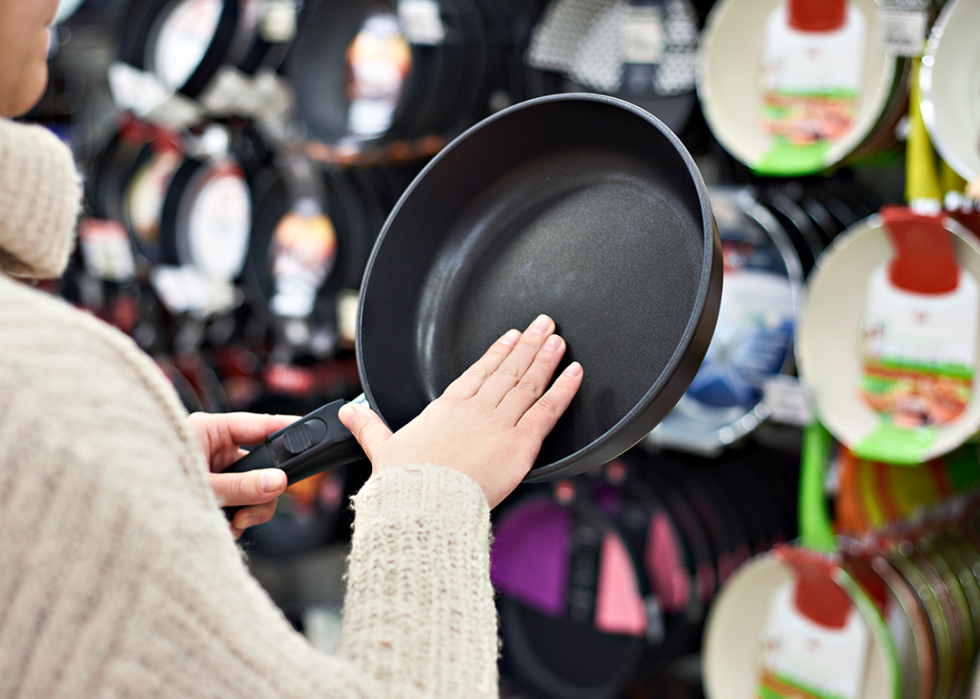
[490,497,573,617]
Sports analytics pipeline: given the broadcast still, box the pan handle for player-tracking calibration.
[222,395,368,521]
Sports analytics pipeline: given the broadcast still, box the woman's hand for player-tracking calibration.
[338,314,583,509]
[188,412,297,537]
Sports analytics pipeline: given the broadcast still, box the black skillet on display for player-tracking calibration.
[225,93,721,489]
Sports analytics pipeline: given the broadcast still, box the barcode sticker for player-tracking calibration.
[261,0,297,42]
[877,8,928,57]
[763,375,814,427]
[622,6,664,65]
[78,218,135,282]
[398,0,445,45]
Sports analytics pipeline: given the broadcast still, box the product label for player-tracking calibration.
[186,166,252,282]
[755,2,866,176]
[346,14,412,139]
[756,581,871,699]
[269,206,337,319]
[855,263,978,462]
[686,238,795,410]
[154,0,222,91]
[78,218,136,282]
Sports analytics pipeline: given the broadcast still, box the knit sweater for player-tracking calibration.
[0,120,499,698]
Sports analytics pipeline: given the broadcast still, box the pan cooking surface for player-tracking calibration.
[417,148,704,462]
[358,95,719,478]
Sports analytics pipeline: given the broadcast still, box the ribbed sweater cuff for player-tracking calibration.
[339,463,498,699]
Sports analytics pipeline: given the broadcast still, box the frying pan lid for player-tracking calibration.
[356,93,721,481]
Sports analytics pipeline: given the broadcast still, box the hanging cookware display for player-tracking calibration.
[698,0,903,176]
[703,544,902,699]
[158,152,253,283]
[525,0,700,136]
[797,207,980,465]
[123,133,187,265]
[117,0,292,99]
[919,0,980,184]
[702,421,903,699]
[492,483,652,699]
[647,187,802,456]
[225,93,721,487]
[290,0,496,146]
[242,156,374,337]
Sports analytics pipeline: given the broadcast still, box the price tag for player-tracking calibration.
[108,62,202,128]
[762,375,814,427]
[622,5,664,65]
[78,218,136,282]
[337,289,359,348]
[398,0,445,45]
[151,265,236,315]
[877,8,928,57]
[261,0,297,42]
[198,67,293,123]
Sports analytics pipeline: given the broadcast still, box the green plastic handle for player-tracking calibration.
[799,421,837,553]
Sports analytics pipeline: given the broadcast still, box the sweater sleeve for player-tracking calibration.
[0,279,500,699]
[338,464,499,698]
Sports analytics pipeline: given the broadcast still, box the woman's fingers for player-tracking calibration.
[338,402,393,462]
[230,499,279,538]
[478,315,556,407]
[209,468,287,508]
[441,328,522,400]
[496,333,568,420]
[517,362,584,440]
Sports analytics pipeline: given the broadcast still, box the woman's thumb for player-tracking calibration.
[338,402,392,462]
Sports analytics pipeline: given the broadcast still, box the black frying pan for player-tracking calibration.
[226,93,721,489]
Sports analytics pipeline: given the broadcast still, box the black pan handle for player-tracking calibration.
[222,396,368,521]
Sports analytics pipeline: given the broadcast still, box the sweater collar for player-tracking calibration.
[0,119,82,279]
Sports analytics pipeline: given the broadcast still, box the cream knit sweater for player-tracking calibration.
[0,119,500,699]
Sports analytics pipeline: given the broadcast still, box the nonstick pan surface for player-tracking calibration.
[356,93,721,481]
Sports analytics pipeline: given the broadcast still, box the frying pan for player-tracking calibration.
[119,0,241,98]
[290,0,418,144]
[604,458,703,675]
[796,210,980,464]
[647,186,802,456]
[493,491,649,699]
[226,93,721,486]
[702,547,901,699]
[697,0,900,177]
[842,548,935,699]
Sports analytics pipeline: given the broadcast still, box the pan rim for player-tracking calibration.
[356,92,719,479]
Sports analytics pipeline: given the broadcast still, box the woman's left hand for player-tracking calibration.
[188,412,297,538]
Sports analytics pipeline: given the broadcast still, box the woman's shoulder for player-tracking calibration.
[0,274,192,445]
[0,273,214,503]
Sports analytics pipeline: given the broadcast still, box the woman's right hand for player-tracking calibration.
[338,314,582,509]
